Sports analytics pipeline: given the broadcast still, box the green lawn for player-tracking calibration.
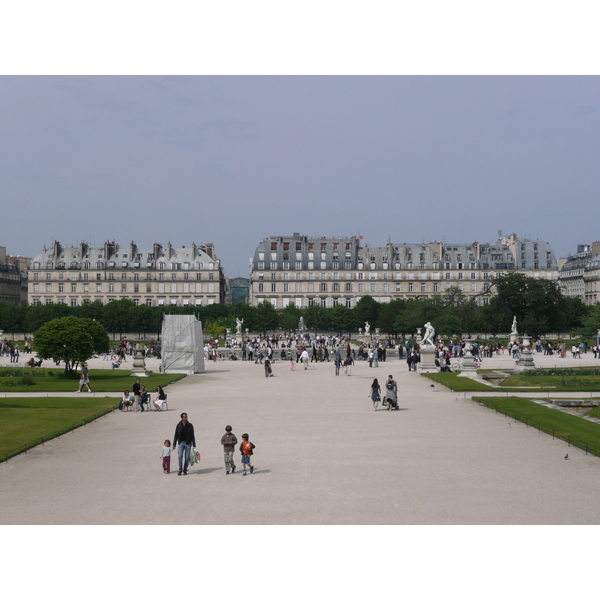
[473,396,600,456]
[0,368,186,393]
[424,370,600,393]
[423,372,498,392]
[499,373,600,391]
[0,396,120,461]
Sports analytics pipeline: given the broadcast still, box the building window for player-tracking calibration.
[333,283,340,292]
[445,273,451,280]
[432,283,439,292]
[283,283,290,292]
[420,283,426,293]
[96,283,102,292]
[382,283,390,292]
[320,283,328,292]
[271,283,277,292]
[358,283,365,292]
[83,283,89,292]
[121,285,127,293]
[408,283,414,292]
[70,299,77,307]
[58,283,64,293]
[70,283,77,292]
[345,283,352,292]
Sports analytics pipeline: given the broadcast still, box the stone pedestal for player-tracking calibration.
[516,335,536,371]
[509,333,518,345]
[457,338,478,377]
[419,345,438,373]
[131,345,148,377]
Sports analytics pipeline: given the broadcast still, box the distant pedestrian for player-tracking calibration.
[369,378,381,411]
[160,440,172,474]
[76,363,92,393]
[221,425,238,475]
[345,354,354,376]
[301,348,309,370]
[240,433,255,476]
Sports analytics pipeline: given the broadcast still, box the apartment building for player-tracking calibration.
[558,242,600,305]
[0,246,22,304]
[249,233,558,308]
[28,240,225,307]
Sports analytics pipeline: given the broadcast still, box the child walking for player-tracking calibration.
[240,433,256,476]
[160,439,172,474]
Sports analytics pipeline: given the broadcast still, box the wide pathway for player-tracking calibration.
[1,349,599,524]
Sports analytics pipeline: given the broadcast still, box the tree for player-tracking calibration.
[352,295,381,330]
[101,299,137,334]
[33,316,110,376]
[203,320,225,341]
[329,304,354,333]
[279,302,302,332]
[254,301,279,334]
[378,299,407,335]
[484,273,566,337]
[304,304,330,331]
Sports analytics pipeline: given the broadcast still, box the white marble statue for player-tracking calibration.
[511,316,518,335]
[422,321,435,346]
[365,321,371,335]
[235,317,244,335]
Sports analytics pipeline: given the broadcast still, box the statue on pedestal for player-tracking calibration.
[422,322,435,346]
[511,316,518,336]
[365,321,371,335]
[235,318,244,336]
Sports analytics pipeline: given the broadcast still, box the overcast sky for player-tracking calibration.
[1,75,599,276]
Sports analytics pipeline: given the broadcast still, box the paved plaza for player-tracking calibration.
[1,349,600,524]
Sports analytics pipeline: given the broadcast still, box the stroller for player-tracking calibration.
[384,381,400,411]
[264,358,274,377]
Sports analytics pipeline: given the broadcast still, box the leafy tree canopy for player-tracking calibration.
[33,316,110,376]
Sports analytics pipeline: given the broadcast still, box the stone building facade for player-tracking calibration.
[558,242,600,305]
[0,246,23,304]
[28,240,225,307]
[249,233,558,309]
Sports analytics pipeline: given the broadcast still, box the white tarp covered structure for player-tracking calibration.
[161,315,205,374]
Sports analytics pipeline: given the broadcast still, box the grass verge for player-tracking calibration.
[0,396,120,462]
[474,396,600,456]
[422,372,496,392]
[0,369,186,393]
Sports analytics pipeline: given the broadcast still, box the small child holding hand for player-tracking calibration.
[160,439,172,473]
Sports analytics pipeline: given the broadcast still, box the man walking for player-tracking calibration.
[132,377,142,411]
[221,425,238,475]
[173,412,196,476]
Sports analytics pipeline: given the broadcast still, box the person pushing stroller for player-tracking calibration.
[384,374,399,411]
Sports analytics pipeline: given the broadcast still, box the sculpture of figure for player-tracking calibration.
[365,321,371,334]
[422,322,435,346]
[235,318,244,335]
[511,316,518,335]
